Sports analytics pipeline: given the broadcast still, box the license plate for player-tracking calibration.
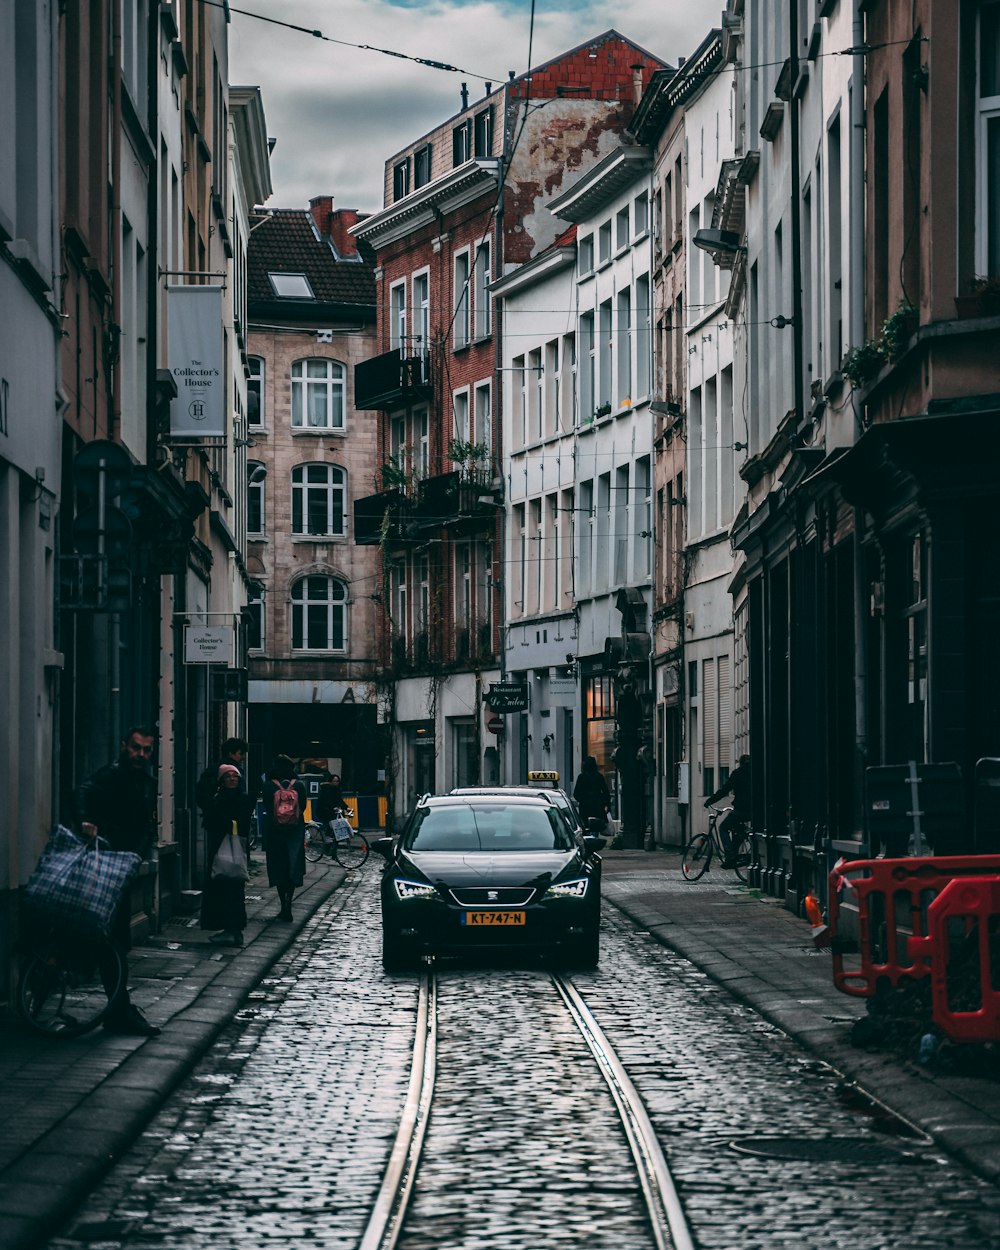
[462,911,526,927]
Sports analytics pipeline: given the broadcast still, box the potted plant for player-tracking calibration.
[955,275,1000,318]
[447,439,490,485]
[381,456,412,492]
[878,300,918,362]
[841,340,885,389]
[594,401,612,419]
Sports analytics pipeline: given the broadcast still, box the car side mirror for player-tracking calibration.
[583,835,606,854]
[586,816,606,833]
[371,836,396,861]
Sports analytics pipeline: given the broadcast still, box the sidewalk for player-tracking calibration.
[0,859,345,1250]
[601,849,1000,1184]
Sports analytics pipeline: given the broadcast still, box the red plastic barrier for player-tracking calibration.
[828,855,1000,999]
[907,877,1000,1043]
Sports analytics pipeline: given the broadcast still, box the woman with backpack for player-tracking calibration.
[262,755,307,921]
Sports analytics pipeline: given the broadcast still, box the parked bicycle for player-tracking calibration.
[681,805,753,883]
[304,807,369,870]
[18,926,126,1036]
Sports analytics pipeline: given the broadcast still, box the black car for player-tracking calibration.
[373,794,605,972]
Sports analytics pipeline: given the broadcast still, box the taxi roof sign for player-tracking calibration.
[528,770,559,784]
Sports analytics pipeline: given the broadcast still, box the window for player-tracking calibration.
[513,355,527,446]
[579,480,593,595]
[390,282,407,353]
[452,720,478,788]
[412,272,429,362]
[291,464,346,536]
[454,251,470,347]
[453,389,470,444]
[636,274,650,397]
[393,561,408,644]
[291,575,347,651]
[474,106,493,157]
[978,2,1000,273]
[453,119,472,166]
[579,311,595,421]
[529,348,542,441]
[393,159,410,201]
[291,359,346,430]
[269,272,313,299]
[616,205,630,250]
[598,220,612,264]
[513,504,526,614]
[247,463,266,537]
[247,356,264,427]
[578,235,594,275]
[598,300,613,408]
[415,407,430,479]
[617,288,632,405]
[474,382,491,455]
[414,144,432,188]
[473,240,491,338]
[634,190,649,236]
[246,587,264,651]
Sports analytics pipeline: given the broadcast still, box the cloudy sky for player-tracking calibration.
[229,0,718,213]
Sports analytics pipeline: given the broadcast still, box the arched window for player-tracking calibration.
[291,464,346,536]
[247,462,266,536]
[291,575,347,652]
[291,358,346,430]
[247,356,265,427]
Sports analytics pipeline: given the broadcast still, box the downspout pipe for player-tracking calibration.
[850,0,869,830]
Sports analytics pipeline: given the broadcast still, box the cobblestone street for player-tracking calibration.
[35,860,1000,1250]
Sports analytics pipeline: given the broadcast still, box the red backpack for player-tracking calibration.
[272,779,300,826]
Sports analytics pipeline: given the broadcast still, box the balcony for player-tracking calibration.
[354,348,431,410]
[411,469,502,535]
[353,488,415,546]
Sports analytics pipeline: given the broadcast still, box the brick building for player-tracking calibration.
[246,198,380,791]
[352,31,665,822]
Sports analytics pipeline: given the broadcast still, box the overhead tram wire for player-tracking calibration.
[200,0,498,80]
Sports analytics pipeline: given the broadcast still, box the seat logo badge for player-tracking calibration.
[488,891,498,901]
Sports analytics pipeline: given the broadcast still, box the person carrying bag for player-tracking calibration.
[201,764,254,947]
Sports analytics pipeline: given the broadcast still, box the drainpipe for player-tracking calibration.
[850,0,869,830]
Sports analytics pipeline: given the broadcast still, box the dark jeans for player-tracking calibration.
[100,895,131,1009]
[719,810,748,859]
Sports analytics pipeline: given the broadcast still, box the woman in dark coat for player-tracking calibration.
[262,754,308,921]
[201,764,254,946]
[573,755,612,828]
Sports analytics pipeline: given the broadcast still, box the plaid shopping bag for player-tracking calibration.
[24,826,142,940]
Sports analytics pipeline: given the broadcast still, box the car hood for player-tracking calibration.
[400,849,580,888]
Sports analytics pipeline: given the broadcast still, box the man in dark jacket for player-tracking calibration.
[573,756,612,829]
[76,726,160,1036]
[705,754,752,867]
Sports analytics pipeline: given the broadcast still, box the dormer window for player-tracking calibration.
[414,144,433,189]
[269,272,314,299]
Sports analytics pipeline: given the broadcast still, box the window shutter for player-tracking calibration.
[718,654,733,771]
[702,658,717,769]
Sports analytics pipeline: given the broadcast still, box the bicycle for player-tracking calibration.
[304,808,370,870]
[18,926,126,1037]
[681,805,753,883]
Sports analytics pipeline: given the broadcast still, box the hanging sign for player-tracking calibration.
[168,286,225,437]
[184,624,234,664]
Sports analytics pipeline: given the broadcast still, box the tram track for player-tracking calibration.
[359,964,695,1250]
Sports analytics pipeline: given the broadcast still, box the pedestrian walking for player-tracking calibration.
[201,764,254,946]
[75,725,161,1036]
[705,753,752,867]
[573,756,612,832]
[262,754,307,921]
[195,737,250,814]
[314,771,346,824]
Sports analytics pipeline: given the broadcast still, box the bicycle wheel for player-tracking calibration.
[304,822,327,863]
[334,831,370,870]
[681,832,712,881]
[732,830,753,883]
[19,938,125,1037]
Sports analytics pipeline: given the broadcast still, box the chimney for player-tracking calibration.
[461,81,469,110]
[329,209,362,258]
[631,64,644,108]
[309,195,334,237]
[485,81,492,96]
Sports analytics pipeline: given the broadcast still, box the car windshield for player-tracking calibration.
[403,803,576,852]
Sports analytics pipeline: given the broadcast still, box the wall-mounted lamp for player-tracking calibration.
[692,228,744,255]
[669,495,687,507]
[733,441,747,452]
[770,314,795,329]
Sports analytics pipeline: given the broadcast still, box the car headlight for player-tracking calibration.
[393,878,438,901]
[544,877,589,900]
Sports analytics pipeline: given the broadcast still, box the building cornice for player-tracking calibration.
[548,146,652,223]
[351,161,500,250]
[490,246,576,299]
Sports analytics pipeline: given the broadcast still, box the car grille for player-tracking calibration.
[448,886,536,907]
